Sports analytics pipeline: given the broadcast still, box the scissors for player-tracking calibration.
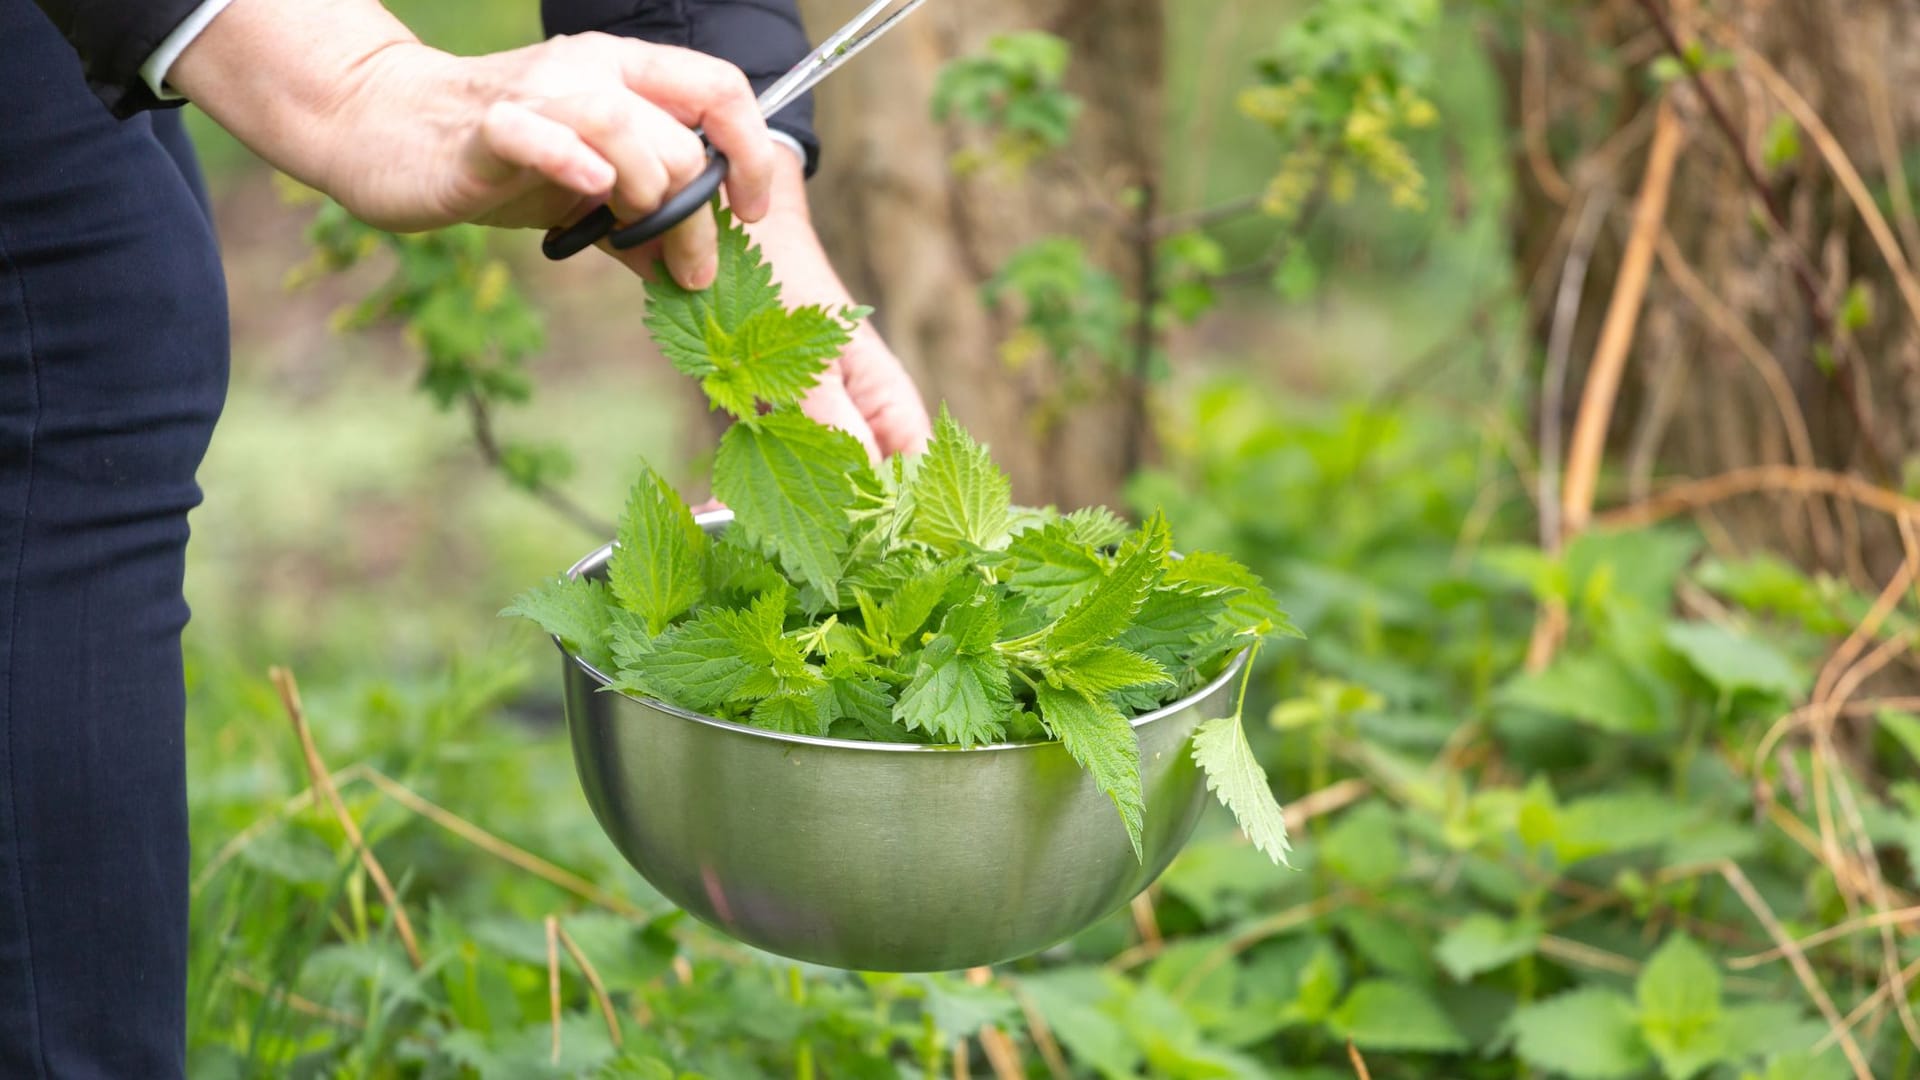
[542,0,933,261]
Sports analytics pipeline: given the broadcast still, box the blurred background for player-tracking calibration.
[181,0,1920,1077]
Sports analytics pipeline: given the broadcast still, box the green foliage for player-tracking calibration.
[507,214,1293,860]
[931,30,1082,171]
[982,237,1131,380]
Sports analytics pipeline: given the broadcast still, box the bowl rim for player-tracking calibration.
[554,509,1250,755]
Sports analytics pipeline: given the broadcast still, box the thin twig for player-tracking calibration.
[228,969,368,1031]
[465,393,616,539]
[1598,466,1920,531]
[271,668,423,969]
[979,1026,1027,1080]
[192,762,371,896]
[1007,982,1071,1080]
[1129,892,1162,952]
[547,915,563,1066]
[1540,191,1613,550]
[1151,195,1262,237]
[556,922,625,1050]
[1728,904,1920,970]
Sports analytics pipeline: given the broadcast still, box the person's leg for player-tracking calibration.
[0,3,230,1077]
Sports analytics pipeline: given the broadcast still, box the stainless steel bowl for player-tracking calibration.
[556,511,1243,973]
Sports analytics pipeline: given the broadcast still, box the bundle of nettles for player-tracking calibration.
[506,212,1296,865]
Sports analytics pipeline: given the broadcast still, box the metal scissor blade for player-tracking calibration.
[756,0,933,120]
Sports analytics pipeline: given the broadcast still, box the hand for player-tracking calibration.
[170,1,776,289]
[607,151,933,460]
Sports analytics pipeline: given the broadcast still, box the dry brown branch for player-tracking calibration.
[1718,861,1874,1080]
[1822,747,1920,1047]
[356,768,644,919]
[979,1026,1027,1080]
[1731,41,1920,334]
[271,667,423,969]
[547,915,563,1066]
[1655,235,1837,558]
[1348,1040,1373,1080]
[1598,466,1920,531]
[555,922,625,1050]
[1561,102,1686,537]
[1858,39,1920,273]
[1130,892,1162,951]
[1521,25,1573,206]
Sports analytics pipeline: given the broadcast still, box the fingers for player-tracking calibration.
[659,205,720,290]
[602,40,776,222]
[801,372,884,464]
[842,332,933,457]
[528,93,710,223]
[477,100,614,198]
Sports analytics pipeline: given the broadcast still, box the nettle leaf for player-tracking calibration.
[1001,521,1106,615]
[1048,645,1170,698]
[1328,980,1467,1053]
[1191,715,1290,866]
[641,211,865,419]
[714,410,867,597]
[1063,505,1133,549]
[502,576,616,672]
[1499,651,1672,737]
[1636,935,1728,1080]
[1047,513,1172,655]
[1663,620,1808,703]
[1118,584,1226,669]
[608,465,707,634]
[909,407,1013,555]
[1164,550,1290,635]
[895,591,1011,747]
[616,610,756,713]
[1435,913,1542,981]
[1037,684,1144,858]
[1509,988,1650,1079]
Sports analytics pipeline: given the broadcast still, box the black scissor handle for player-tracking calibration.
[541,147,730,261]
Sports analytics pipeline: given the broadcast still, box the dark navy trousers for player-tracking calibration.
[1,1,230,1076]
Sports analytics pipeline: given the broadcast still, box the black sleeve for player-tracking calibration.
[541,0,820,176]
[31,0,203,117]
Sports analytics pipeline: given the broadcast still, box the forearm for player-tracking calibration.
[165,0,434,199]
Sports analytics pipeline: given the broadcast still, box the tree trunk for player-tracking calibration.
[1507,0,1920,572]
[796,0,1164,511]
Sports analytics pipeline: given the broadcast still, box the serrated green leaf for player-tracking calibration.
[1049,645,1170,697]
[1637,935,1727,1080]
[1063,506,1133,549]
[698,304,859,418]
[1509,989,1649,1079]
[1037,684,1144,858]
[614,610,756,713]
[1190,715,1290,866]
[1435,913,1542,981]
[1118,584,1227,668]
[1001,521,1106,615]
[752,690,829,736]
[502,576,617,672]
[896,594,1011,747]
[714,410,866,597]
[1328,980,1466,1052]
[642,210,778,380]
[1047,513,1171,654]
[608,465,707,633]
[909,407,1012,554]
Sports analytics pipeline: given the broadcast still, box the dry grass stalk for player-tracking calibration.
[555,922,625,1050]
[1008,982,1071,1079]
[1730,903,1920,969]
[1718,861,1874,1080]
[192,761,370,896]
[355,767,644,919]
[979,1026,1028,1080]
[271,667,423,970]
[547,915,564,1065]
[229,968,368,1031]
[1130,892,1163,950]
[1347,1040,1373,1080]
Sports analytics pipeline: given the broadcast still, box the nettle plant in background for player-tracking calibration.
[506,214,1296,861]
[935,0,1443,384]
